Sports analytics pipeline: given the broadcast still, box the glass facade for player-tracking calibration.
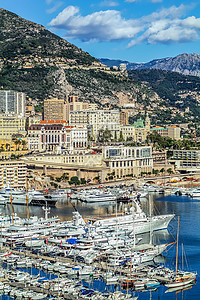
[0,90,25,116]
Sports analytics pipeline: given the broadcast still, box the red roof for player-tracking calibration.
[40,120,67,124]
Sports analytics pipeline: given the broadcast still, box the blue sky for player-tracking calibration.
[1,0,200,62]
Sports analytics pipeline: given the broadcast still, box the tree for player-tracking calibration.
[160,168,165,174]
[167,168,173,174]
[80,178,86,184]
[21,140,27,150]
[98,129,112,142]
[119,131,124,142]
[69,176,80,186]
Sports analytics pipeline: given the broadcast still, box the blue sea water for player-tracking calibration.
[0,194,199,299]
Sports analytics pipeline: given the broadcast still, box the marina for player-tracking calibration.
[0,185,198,299]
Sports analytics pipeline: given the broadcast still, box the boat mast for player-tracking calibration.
[26,178,29,220]
[10,194,14,224]
[26,194,29,220]
[175,216,180,281]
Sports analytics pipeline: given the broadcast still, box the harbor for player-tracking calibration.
[0,185,198,299]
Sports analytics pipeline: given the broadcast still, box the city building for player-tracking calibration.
[102,145,153,177]
[0,160,27,189]
[22,151,105,183]
[0,114,26,140]
[66,99,97,122]
[0,90,25,116]
[70,110,120,140]
[28,121,88,152]
[119,63,127,72]
[43,98,66,121]
[121,114,150,143]
[23,145,153,182]
[26,114,43,130]
[170,150,200,171]
[151,126,181,139]
[152,150,172,171]
[0,138,28,160]
[25,105,35,116]
[120,111,129,125]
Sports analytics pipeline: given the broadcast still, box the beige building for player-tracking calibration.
[102,145,153,177]
[66,101,97,122]
[23,152,105,182]
[0,114,26,140]
[43,98,66,121]
[28,152,103,168]
[121,115,150,143]
[0,160,27,189]
[26,114,43,130]
[120,111,129,125]
[150,126,181,139]
[171,150,200,170]
[70,110,120,140]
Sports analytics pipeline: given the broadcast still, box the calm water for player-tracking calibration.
[0,194,199,299]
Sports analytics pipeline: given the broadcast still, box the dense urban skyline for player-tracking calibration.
[1,0,200,62]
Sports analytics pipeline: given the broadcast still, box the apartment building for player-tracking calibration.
[120,111,129,126]
[70,110,120,140]
[43,98,66,121]
[171,149,200,170]
[0,114,26,140]
[0,160,27,189]
[0,90,25,116]
[66,101,97,122]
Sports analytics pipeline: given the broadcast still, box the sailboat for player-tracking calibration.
[165,217,197,288]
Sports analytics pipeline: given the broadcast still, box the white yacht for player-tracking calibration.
[82,190,117,202]
[189,188,200,198]
[0,187,32,205]
[93,202,174,235]
[0,195,7,205]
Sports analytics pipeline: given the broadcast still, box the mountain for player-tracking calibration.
[1,8,200,124]
[0,8,155,108]
[0,8,96,65]
[100,53,200,77]
[128,68,200,108]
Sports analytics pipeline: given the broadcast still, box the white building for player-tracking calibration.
[102,145,153,177]
[0,160,27,189]
[0,90,25,116]
[69,126,88,148]
[70,109,120,140]
[28,121,88,152]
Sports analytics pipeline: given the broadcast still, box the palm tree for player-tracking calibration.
[5,143,10,151]
[22,140,27,150]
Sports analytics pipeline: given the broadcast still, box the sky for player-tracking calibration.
[1,0,200,62]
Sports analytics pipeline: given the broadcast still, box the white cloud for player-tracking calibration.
[100,1,119,7]
[46,0,53,4]
[49,6,141,41]
[46,1,63,14]
[151,0,163,3]
[49,4,200,47]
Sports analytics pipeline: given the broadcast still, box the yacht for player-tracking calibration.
[0,195,7,205]
[28,190,57,206]
[0,187,32,205]
[93,201,174,235]
[189,188,200,198]
[82,190,117,203]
